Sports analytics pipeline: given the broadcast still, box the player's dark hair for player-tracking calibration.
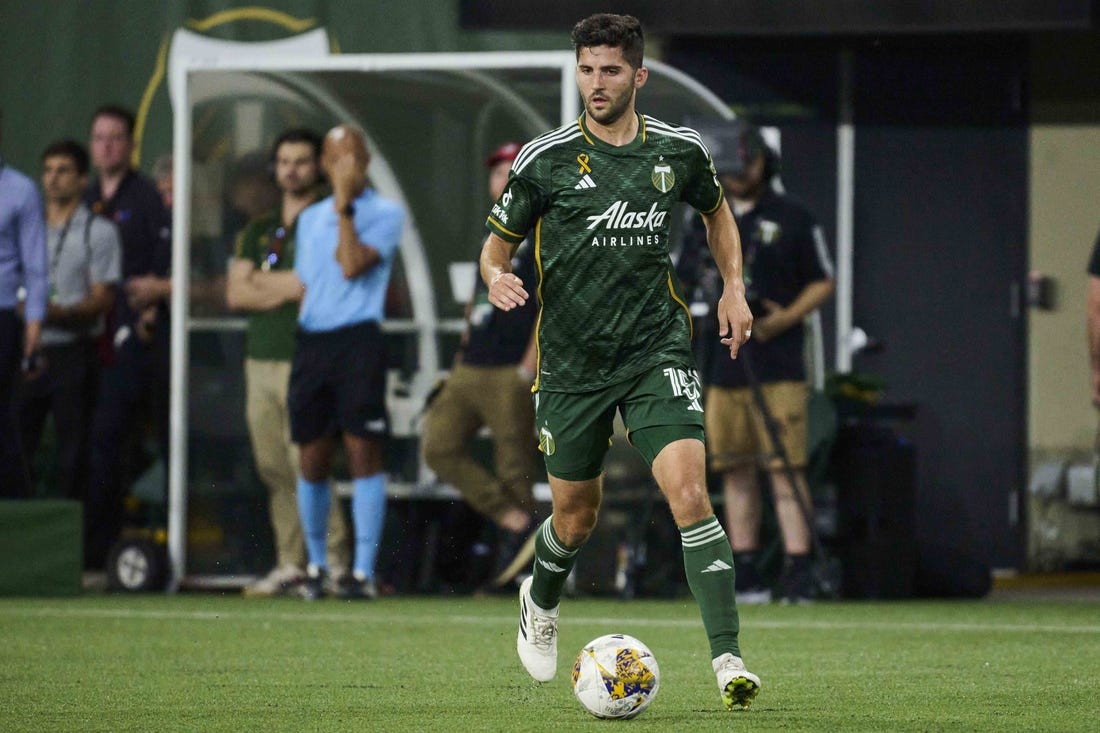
[90,105,136,138]
[41,139,90,175]
[571,13,645,69]
[270,127,323,164]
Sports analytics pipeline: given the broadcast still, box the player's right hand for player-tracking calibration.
[488,272,528,311]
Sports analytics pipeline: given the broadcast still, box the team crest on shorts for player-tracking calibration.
[651,160,674,193]
[539,426,556,455]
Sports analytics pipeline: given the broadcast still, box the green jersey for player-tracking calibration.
[486,113,724,392]
[234,208,300,361]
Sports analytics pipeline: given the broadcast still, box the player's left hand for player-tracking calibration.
[717,284,753,359]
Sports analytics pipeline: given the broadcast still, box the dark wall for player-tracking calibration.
[668,35,1029,576]
[851,37,1028,573]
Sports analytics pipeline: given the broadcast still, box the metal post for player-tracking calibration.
[835,47,855,373]
[167,61,192,592]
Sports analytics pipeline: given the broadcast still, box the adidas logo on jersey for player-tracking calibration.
[700,559,733,574]
[574,174,597,190]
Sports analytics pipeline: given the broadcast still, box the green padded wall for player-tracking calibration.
[0,500,82,596]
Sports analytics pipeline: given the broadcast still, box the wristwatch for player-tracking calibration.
[340,202,355,218]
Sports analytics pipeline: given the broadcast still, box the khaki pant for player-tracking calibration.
[705,380,809,472]
[422,363,537,522]
[245,358,349,571]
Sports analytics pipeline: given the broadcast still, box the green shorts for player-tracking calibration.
[535,363,706,481]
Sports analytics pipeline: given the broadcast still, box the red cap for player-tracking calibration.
[485,141,521,168]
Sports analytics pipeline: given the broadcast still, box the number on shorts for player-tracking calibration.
[662,367,703,412]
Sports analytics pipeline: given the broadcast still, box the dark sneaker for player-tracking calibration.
[777,556,815,605]
[335,572,379,600]
[300,565,327,601]
[489,525,537,588]
[736,585,773,605]
[732,551,770,604]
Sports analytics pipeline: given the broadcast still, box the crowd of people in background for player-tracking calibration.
[1,106,171,574]
[0,99,543,598]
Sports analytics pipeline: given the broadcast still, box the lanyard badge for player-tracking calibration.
[261,225,287,271]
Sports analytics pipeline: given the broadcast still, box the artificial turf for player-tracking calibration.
[1,593,1096,732]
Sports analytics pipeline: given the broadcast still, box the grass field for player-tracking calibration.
[1,592,1097,732]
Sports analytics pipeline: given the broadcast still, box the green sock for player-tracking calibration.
[529,516,579,610]
[681,515,741,660]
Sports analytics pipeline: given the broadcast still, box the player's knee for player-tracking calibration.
[298,445,331,482]
[555,508,598,546]
[253,461,285,487]
[665,483,713,524]
[300,466,327,483]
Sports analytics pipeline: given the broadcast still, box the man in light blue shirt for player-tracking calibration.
[0,147,49,497]
[289,124,404,600]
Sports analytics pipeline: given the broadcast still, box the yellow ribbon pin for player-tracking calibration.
[577,153,591,174]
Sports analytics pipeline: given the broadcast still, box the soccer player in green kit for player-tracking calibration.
[481,13,760,711]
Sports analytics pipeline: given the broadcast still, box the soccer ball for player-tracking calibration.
[571,633,660,719]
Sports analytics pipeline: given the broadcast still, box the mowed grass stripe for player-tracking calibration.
[7,602,1100,635]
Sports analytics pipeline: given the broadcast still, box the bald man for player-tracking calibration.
[289,124,406,600]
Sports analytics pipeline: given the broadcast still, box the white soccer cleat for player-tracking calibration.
[712,652,761,710]
[517,575,559,681]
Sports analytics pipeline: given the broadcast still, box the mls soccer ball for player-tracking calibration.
[571,633,660,719]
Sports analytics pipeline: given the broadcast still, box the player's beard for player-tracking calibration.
[584,87,634,126]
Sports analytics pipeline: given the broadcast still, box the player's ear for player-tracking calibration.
[634,65,648,90]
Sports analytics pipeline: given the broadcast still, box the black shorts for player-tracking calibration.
[289,320,389,443]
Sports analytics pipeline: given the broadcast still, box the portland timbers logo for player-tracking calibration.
[651,158,674,193]
[538,426,556,456]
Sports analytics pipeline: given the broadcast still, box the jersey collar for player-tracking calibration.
[577,112,647,151]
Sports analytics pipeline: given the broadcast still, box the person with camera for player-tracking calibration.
[695,120,835,604]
